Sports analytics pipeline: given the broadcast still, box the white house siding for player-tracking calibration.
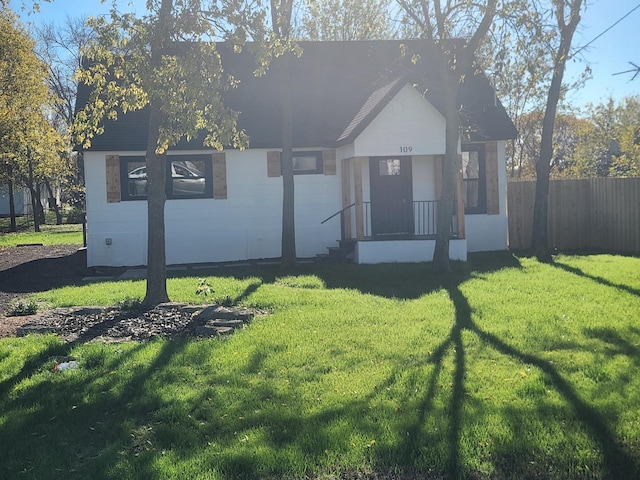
[84,149,342,267]
[465,141,509,252]
[355,239,467,264]
[411,155,437,201]
[352,84,446,158]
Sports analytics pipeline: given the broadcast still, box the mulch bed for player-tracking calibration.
[0,244,256,342]
[13,303,256,343]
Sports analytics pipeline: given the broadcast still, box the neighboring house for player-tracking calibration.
[76,40,517,268]
[0,185,52,217]
[0,187,28,216]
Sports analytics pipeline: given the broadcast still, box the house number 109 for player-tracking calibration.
[400,146,413,153]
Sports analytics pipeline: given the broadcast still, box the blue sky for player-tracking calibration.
[564,1,640,109]
[10,0,640,111]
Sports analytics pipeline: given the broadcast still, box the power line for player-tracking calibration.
[572,2,640,58]
[612,62,640,80]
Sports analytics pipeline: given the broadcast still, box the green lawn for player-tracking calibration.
[0,223,83,246]
[1,253,639,479]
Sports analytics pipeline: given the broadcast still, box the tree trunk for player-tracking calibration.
[531,68,563,262]
[142,0,172,307]
[143,101,170,306]
[45,178,62,224]
[28,185,40,232]
[27,159,40,233]
[280,52,296,268]
[531,1,582,262]
[432,78,460,273]
[7,167,17,232]
[35,183,46,225]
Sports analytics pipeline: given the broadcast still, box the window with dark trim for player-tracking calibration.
[462,145,486,214]
[120,154,214,201]
[292,151,323,175]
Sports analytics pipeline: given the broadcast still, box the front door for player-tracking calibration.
[369,156,414,236]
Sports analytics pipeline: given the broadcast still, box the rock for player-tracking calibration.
[17,324,57,336]
[192,305,253,322]
[196,325,235,337]
[210,319,245,328]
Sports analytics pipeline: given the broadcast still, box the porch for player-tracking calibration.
[321,199,466,263]
[320,155,467,264]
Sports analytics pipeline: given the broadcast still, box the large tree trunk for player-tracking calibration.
[531,64,564,262]
[142,0,172,306]
[432,77,460,273]
[280,52,296,268]
[531,1,582,262]
[143,101,170,306]
[271,1,297,268]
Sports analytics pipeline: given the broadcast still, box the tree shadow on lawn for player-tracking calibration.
[2,315,638,479]
[316,251,523,300]
[144,281,637,479]
[441,282,638,479]
[0,248,108,295]
[208,251,523,301]
[583,326,640,367]
[0,338,185,480]
[549,258,640,298]
[2,264,639,479]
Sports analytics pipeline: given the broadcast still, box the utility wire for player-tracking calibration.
[612,62,640,80]
[572,2,640,58]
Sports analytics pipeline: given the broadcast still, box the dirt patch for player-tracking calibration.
[0,244,97,337]
[0,245,258,342]
[0,244,97,299]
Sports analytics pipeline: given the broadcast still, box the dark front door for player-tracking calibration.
[369,156,414,236]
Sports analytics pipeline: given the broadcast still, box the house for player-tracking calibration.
[0,185,53,217]
[76,40,517,268]
[0,187,30,216]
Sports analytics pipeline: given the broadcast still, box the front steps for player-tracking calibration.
[316,239,356,263]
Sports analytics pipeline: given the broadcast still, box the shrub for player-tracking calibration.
[65,206,85,224]
[117,296,144,311]
[7,300,38,316]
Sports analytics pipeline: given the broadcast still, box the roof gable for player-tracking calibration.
[351,83,447,157]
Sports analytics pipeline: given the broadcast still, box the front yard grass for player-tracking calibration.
[1,253,639,479]
[0,223,83,246]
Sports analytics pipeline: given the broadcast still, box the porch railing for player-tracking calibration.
[321,200,459,240]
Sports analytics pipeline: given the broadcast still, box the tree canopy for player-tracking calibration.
[73,0,266,305]
[297,0,396,40]
[1,7,66,231]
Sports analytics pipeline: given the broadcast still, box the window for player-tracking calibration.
[120,154,213,201]
[292,151,323,174]
[462,145,486,214]
[168,158,209,198]
[378,158,401,176]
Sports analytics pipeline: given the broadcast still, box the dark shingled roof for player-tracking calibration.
[337,77,405,145]
[75,40,517,152]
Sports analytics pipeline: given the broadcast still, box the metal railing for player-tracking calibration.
[322,200,459,240]
[413,200,436,236]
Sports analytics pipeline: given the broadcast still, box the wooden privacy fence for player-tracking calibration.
[508,177,640,253]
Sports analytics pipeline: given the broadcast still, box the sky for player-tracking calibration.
[9,0,640,112]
